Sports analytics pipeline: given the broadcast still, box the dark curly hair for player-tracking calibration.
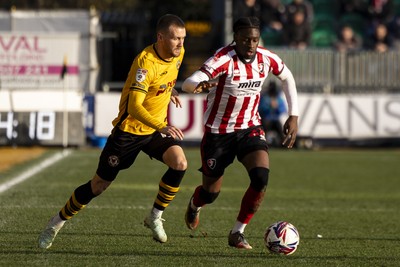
[233,17,260,33]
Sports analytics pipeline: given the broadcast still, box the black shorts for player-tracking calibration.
[96,127,181,181]
[200,126,268,178]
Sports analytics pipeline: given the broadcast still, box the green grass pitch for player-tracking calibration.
[0,147,399,266]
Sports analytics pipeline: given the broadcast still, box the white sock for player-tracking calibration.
[51,214,66,228]
[151,208,163,218]
[232,220,247,233]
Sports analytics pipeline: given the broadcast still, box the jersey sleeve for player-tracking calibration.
[200,47,231,80]
[127,90,167,131]
[182,70,210,93]
[277,66,299,116]
[129,55,155,94]
[266,51,285,76]
[126,53,167,131]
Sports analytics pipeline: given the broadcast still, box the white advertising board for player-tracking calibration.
[93,93,400,141]
[0,32,80,90]
[298,94,400,138]
[93,93,206,139]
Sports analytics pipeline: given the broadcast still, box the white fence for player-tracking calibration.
[269,49,400,93]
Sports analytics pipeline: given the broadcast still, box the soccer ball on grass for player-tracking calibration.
[264,221,300,255]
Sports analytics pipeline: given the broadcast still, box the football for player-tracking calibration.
[264,221,300,255]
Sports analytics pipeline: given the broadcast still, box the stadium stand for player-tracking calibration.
[311,28,337,47]
[262,0,399,47]
[339,13,368,38]
[394,0,400,16]
[310,0,340,17]
[262,30,283,46]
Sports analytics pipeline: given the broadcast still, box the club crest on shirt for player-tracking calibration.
[108,155,120,167]
[136,68,148,82]
[207,158,216,169]
[176,60,181,70]
[258,63,265,74]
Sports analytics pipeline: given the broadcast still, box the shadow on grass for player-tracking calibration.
[1,229,400,242]
[3,248,400,263]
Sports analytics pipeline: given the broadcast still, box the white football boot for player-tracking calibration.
[144,214,167,243]
[38,215,65,249]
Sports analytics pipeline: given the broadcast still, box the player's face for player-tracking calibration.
[234,28,260,59]
[159,25,186,58]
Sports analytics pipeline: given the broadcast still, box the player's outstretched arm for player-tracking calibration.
[182,70,217,93]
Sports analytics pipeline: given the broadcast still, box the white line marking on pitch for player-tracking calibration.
[0,149,72,194]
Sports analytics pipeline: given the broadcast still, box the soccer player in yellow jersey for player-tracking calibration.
[38,14,187,249]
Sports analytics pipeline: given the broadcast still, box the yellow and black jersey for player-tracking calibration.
[112,44,184,135]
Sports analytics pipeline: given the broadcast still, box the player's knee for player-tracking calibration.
[169,156,187,171]
[199,187,220,204]
[249,167,269,192]
[176,157,188,171]
[164,146,187,171]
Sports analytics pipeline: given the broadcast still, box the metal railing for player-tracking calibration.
[100,48,400,94]
[269,48,400,94]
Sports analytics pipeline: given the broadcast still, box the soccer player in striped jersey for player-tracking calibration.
[38,14,187,249]
[182,16,299,249]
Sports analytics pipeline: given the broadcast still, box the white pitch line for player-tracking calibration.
[0,149,72,194]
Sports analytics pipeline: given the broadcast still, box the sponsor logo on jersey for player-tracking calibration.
[207,158,216,169]
[156,79,177,96]
[156,84,168,96]
[136,68,148,82]
[238,80,262,89]
[108,155,120,167]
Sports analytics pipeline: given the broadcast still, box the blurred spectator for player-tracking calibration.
[260,0,286,32]
[388,15,400,49]
[364,0,394,24]
[360,0,394,37]
[365,23,394,52]
[259,81,287,147]
[334,25,363,53]
[233,0,262,22]
[339,0,366,14]
[282,9,311,50]
[285,0,314,23]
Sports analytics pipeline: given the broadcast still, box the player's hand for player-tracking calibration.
[193,81,218,93]
[160,125,184,140]
[170,88,182,108]
[282,116,298,149]
[171,95,182,108]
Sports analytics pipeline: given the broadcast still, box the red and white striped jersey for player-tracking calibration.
[199,44,285,134]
